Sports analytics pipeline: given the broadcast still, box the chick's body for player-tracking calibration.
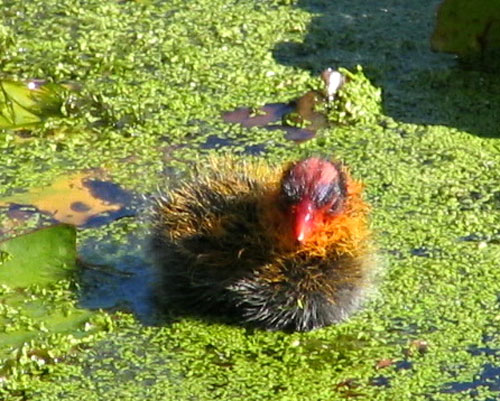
[152,157,376,332]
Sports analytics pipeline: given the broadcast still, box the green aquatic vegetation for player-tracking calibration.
[0,0,499,400]
[320,66,383,126]
[0,225,111,392]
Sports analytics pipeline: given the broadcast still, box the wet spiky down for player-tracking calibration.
[151,157,377,332]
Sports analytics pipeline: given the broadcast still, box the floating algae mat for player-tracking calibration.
[0,0,499,400]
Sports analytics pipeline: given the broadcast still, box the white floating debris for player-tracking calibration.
[321,68,345,102]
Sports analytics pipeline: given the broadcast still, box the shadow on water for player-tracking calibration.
[442,363,500,396]
[77,236,271,330]
[201,134,267,155]
[78,236,160,326]
[441,339,500,396]
[273,0,500,138]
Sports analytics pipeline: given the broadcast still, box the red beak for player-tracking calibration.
[291,199,316,243]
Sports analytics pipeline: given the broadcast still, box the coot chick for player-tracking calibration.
[152,157,377,332]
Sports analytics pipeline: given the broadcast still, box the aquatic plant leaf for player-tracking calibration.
[0,224,77,288]
[0,224,99,371]
[0,80,67,129]
[0,82,40,128]
[222,95,325,143]
[222,103,293,127]
[283,90,328,131]
[0,170,134,227]
[431,0,500,68]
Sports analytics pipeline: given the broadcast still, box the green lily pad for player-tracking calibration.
[0,224,77,288]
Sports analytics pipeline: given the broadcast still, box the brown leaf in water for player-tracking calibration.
[375,358,395,370]
[0,170,133,226]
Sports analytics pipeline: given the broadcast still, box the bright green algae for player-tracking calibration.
[0,0,499,400]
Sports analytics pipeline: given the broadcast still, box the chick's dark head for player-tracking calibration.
[280,157,347,244]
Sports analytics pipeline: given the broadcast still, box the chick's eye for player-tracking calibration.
[314,183,340,208]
